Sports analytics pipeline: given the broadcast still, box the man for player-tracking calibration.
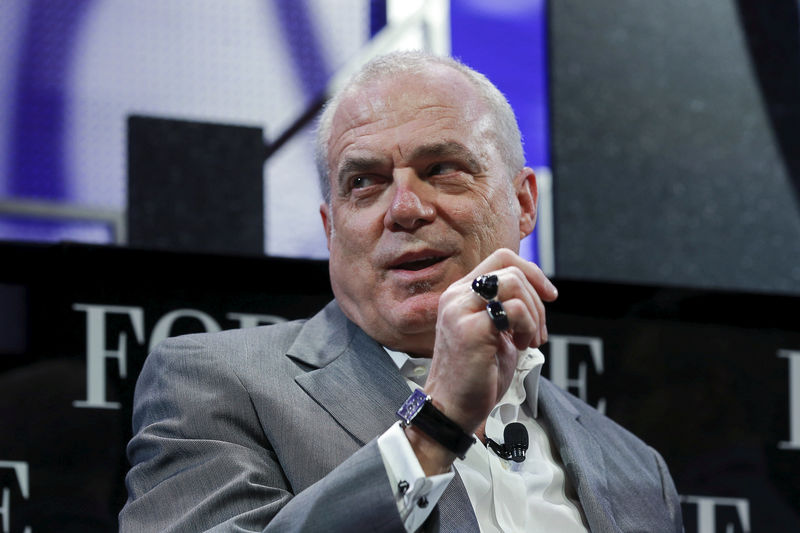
[120,51,683,532]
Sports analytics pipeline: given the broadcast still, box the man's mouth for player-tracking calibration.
[387,250,450,272]
[391,256,448,271]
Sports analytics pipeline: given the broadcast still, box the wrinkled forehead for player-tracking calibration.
[327,67,489,163]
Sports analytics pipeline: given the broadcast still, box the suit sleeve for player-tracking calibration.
[119,335,406,533]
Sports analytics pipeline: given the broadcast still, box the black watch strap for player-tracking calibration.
[396,389,476,460]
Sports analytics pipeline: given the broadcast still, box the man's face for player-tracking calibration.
[320,65,536,355]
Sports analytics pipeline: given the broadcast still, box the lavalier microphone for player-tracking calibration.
[485,422,529,463]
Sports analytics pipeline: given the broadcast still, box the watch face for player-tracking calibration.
[396,389,428,424]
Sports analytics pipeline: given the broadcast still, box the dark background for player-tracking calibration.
[549,0,800,296]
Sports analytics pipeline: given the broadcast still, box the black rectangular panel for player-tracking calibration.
[128,115,265,255]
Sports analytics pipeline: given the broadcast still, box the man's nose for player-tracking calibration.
[384,173,436,231]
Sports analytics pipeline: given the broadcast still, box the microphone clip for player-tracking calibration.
[485,422,529,463]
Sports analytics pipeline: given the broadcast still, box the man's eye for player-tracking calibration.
[429,163,459,176]
[351,176,375,189]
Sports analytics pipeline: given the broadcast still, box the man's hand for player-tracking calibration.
[405,248,558,474]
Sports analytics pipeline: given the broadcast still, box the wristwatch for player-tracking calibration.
[396,389,476,460]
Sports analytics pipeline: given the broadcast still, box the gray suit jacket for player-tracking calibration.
[120,301,683,532]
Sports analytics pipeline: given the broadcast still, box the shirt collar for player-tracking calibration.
[384,348,431,389]
[384,347,545,417]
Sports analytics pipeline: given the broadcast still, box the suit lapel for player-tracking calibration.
[535,378,621,532]
[289,301,413,445]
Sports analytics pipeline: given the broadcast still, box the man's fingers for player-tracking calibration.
[526,261,558,302]
[465,248,557,302]
[502,298,540,349]
[441,248,556,353]
[466,265,547,347]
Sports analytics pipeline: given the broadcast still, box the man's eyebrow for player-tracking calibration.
[409,142,484,171]
[337,156,387,185]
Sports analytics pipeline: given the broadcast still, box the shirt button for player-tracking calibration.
[413,366,427,377]
[417,496,429,508]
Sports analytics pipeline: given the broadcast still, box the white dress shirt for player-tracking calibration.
[377,348,589,532]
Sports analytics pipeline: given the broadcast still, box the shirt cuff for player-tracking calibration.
[378,421,454,532]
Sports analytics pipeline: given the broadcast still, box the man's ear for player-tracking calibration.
[320,202,332,250]
[515,167,538,239]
